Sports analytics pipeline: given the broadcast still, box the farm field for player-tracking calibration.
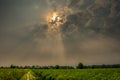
[0,69,28,80]
[0,68,120,80]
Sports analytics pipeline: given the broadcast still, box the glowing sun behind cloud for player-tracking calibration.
[46,12,66,29]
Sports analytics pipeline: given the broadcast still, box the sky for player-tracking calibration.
[0,0,120,66]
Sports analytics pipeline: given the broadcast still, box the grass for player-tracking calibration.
[32,68,120,80]
[0,69,27,80]
[0,68,120,80]
[20,70,36,80]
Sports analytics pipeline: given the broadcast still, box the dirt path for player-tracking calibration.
[20,70,35,80]
[26,71,30,80]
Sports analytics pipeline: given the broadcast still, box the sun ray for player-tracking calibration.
[45,11,67,65]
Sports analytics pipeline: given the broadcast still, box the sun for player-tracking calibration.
[52,13,58,22]
[46,12,66,29]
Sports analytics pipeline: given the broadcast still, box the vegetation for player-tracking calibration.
[0,68,120,80]
[0,69,27,80]
[1,63,120,69]
[76,62,84,69]
[32,68,120,80]
[0,63,120,80]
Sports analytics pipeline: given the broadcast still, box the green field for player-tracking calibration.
[0,68,120,80]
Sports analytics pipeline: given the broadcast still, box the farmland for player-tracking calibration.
[0,69,28,80]
[0,68,120,80]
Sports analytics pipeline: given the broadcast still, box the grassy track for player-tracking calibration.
[0,68,120,80]
[20,70,36,80]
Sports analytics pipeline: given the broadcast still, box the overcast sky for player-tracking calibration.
[0,0,120,66]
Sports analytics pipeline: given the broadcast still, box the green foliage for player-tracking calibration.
[0,68,120,80]
[76,62,84,69]
[0,69,27,80]
[20,71,36,80]
[32,68,120,80]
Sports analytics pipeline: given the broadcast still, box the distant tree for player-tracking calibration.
[0,66,4,68]
[24,66,31,69]
[55,65,60,69]
[10,64,16,68]
[42,66,49,69]
[77,62,84,69]
[32,65,36,69]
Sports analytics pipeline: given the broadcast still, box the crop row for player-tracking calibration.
[32,68,120,80]
[0,69,28,80]
[0,68,120,80]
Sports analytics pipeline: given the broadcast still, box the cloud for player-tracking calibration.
[0,0,120,66]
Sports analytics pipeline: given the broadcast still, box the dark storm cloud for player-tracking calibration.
[68,0,95,9]
[39,0,120,65]
[0,0,49,66]
[0,0,120,66]
[62,0,120,39]
[59,0,120,64]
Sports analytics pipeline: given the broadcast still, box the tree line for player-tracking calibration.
[0,63,120,69]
